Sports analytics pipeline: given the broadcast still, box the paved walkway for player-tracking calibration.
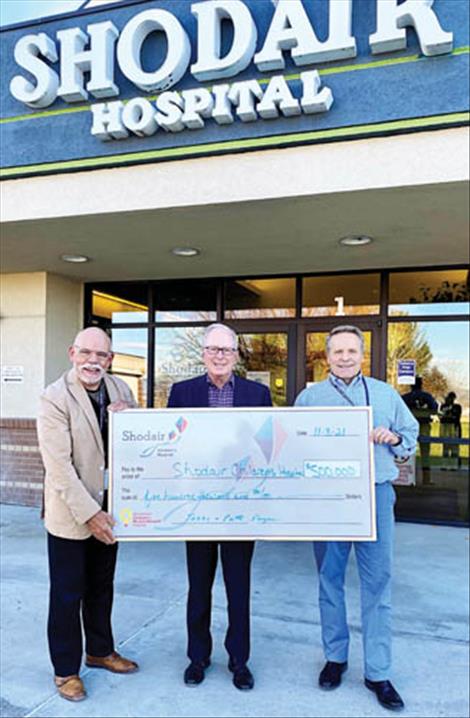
[1,504,468,718]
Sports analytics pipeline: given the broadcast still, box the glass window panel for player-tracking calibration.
[92,283,148,323]
[154,329,289,407]
[388,321,469,523]
[154,280,217,322]
[237,333,288,406]
[154,326,206,407]
[110,328,147,407]
[305,331,371,385]
[302,274,380,317]
[389,270,470,316]
[224,278,295,319]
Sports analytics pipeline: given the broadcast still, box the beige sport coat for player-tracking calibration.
[37,368,137,540]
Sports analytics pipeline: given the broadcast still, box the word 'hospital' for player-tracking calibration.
[91,71,332,141]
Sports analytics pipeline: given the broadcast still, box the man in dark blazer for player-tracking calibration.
[167,323,272,691]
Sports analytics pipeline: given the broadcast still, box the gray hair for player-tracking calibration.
[203,323,238,350]
[326,325,365,353]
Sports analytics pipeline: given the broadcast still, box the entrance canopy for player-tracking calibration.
[2,128,469,281]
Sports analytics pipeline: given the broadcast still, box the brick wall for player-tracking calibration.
[0,418,44,507]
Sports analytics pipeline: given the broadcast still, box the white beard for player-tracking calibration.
[78,363,106,386]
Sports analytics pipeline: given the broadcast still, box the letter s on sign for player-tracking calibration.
[10,33,59,108]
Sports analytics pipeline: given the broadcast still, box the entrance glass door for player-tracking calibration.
[153,325,292,407]
[236,330,289,406]
[298,322,381,395]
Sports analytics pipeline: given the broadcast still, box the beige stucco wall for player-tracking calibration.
[0,272,82,418]
[2,128,468,223]
[45,273,83,386]
[0,273,47,418]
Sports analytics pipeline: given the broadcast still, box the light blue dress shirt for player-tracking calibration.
[296,373,419,679]
[295,373,419,484]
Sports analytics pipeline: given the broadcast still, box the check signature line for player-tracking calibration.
[164,521,363,526]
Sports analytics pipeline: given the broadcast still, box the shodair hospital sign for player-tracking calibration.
[1,0,469,177]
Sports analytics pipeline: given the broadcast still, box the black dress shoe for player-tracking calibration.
[228,660,254,690]
[184,659,210,686]
[365,679,405,711]
[318,661,348,690]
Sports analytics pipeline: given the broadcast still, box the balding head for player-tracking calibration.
[69,327,113,389]
[73,327,112,351]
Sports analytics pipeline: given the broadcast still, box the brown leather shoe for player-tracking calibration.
[86,651,139,674]
[54,675,86,702]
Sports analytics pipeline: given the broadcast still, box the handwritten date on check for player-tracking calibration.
[109,407,376,541]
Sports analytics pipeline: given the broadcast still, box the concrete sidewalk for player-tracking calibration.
[0,504,468,718]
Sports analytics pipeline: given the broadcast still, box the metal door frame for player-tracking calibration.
[229,320,298,405]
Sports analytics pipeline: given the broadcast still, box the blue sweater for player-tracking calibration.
[295,374,419,484]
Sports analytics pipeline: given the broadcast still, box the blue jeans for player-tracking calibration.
[314,482,396,681]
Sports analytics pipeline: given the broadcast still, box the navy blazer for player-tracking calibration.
[167,373,272,408]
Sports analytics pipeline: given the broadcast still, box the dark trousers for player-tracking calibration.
[185,540,255,666]
[47,532,118,677]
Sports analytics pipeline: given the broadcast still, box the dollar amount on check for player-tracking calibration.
[109,406,376,541]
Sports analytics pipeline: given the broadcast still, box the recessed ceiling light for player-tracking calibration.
[171,247,201,257]
[60,253,89,263]
[339,235,373,247]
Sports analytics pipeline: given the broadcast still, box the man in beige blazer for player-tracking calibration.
[37,327,139,702]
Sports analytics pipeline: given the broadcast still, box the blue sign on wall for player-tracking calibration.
[0,0,469,178]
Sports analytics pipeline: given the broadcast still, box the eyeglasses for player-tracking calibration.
[204,346,237,357]
[74,346,112,361]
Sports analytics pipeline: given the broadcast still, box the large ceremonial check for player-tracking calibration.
[109,407,375,541]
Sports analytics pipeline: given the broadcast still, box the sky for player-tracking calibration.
[0,0,277,27]
[1,1,87,27]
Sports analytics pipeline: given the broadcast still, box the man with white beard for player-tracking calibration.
[37,327,138,702]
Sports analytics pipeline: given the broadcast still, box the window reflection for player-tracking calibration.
[225,278,295,319]
[110,328,147,407]
[389,270,469,316]
[388,321,469,523]
[92,284,148,323]
[154,280,217,322]
[154,327,206,407]
[153,328,289,407]
[303,274,380,317]
[237,333,288,406]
